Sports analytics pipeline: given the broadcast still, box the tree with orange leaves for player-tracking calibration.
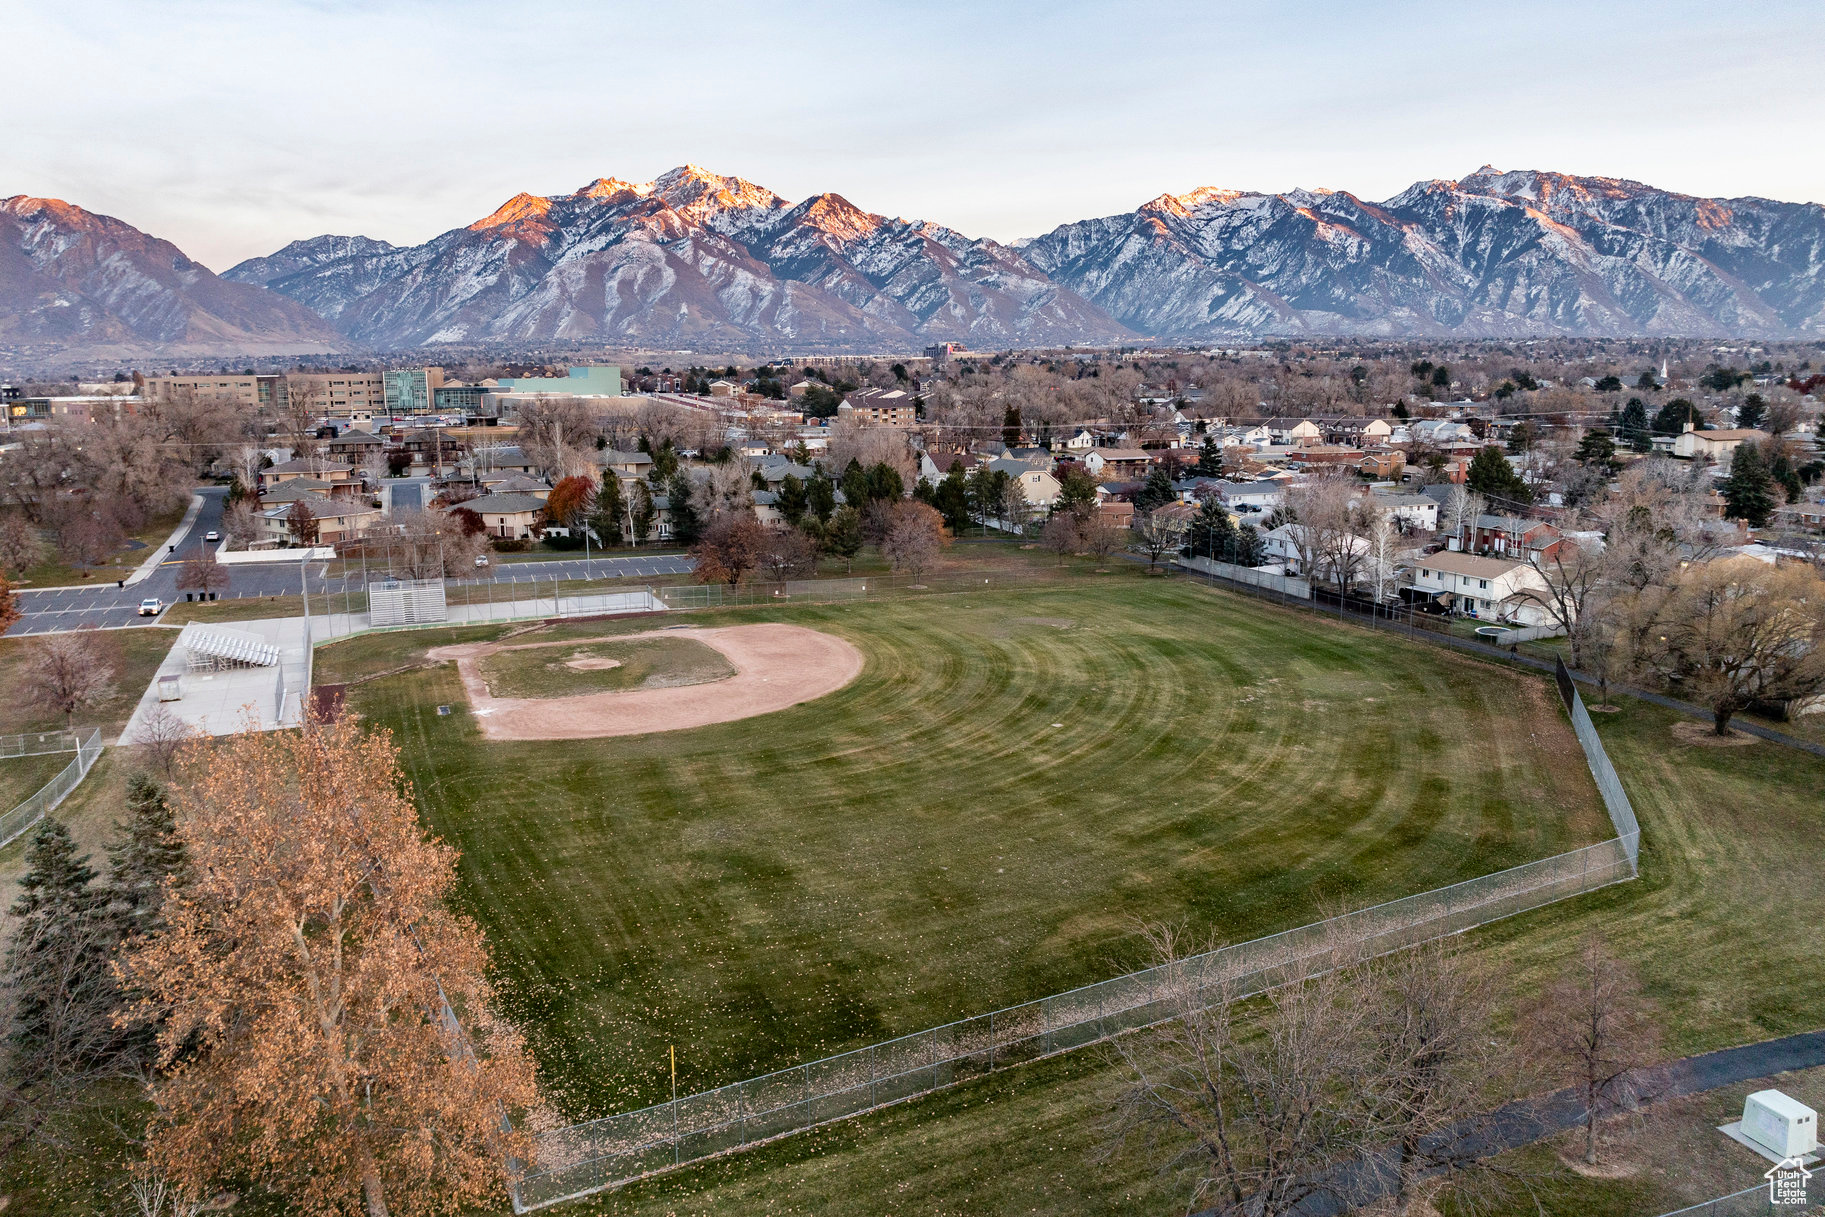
[537,474,596,536]
[122,715,542,1217]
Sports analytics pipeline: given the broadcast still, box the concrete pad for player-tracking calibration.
[1718,1120,1823,1166]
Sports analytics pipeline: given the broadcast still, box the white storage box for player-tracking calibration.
[1742,1090,1819,1159]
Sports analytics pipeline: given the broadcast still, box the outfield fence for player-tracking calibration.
[0,728,105,850]
[511,662,1644,1211]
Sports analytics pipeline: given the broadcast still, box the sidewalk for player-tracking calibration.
[20,492,205,593]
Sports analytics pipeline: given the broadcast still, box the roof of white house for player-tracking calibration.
[1417,552,1528,579]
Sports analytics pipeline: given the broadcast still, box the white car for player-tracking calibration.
[137,598,163,617]
[474,555,490,567]
[204,530,220,542]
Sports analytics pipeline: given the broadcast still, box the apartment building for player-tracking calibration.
[838,387,916,426]
[282,372,386,417]
[144,374,284,409]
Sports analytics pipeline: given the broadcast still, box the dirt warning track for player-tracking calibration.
[426,623,863,741]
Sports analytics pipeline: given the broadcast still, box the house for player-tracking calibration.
[595,449,655,481]
[1285,445,1364,469]
[1097,500,1135,528]
[1261,523,1373,584]
[1209,479,1284,515]
[486,474,552,501]
[838,387,915,426]
[1463,513,1564,561]
[1357,449,1406,479]
[325,430,386,462]
[986,458,1062,508]
[1082,447,1153,480]
[471,445,538,478]
[754,455,819,489]
[1407,419,1475,444]
[258,495,381,546]
[1672,425,1771,462]
[1146,500,1200,543]
[1407,553,1561,629]
[258,478,354,507]
[1362,492,1439,532]
[1063,429,1097,451]
[1316,417,1394,447]
[920,449,979,482]
[1774,502,1825,533]
[707,380,738,398]
[258,458,356,492]
[1263,417,1324,446]
[447,492,546,539]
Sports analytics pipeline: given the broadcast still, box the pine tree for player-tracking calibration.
[1574,429,1618,471]
[1723,443,1777,527]
[5,818,117,1060]
[1466,447,1532,504]
[1619,398,1652,453]
[106,774,188,937]
[1187,499,1236,560]
[1135,465,1176,514]
[805,470,837,524]
[666,473,701,545]
[589,476,626,547]
[1195,434,1224,478]
[1737,394,1767,430]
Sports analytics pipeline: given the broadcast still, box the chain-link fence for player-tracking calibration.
[512,832,1636,1209]
[1656,1183,1824,1215]
[1557,657,1642,869]
[0,728,105,850]
[0,730,86,760]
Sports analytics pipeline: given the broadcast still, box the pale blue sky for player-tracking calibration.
[8,0,1823,270]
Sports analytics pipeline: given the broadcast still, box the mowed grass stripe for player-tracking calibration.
[337,579,1608,1117]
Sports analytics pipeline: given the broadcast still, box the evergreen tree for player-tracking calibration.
[1737,394,1767,430]
[646,440,679,486]
[106,774,188,937]
[823,506,864,571]
[1186,499,1236,560]
[1466,446,1532,504]
[1001,406,1022,449]
[665,473,701,545]
[1055,467,1099,517]
[1231,522,1267,567]
[865,462,904,503]
[630,481,656,545]
[1722,443,1777,527]
[805,470,837,524]
[1573,429,1618,471]
[589,476,626,547]
[776,474,808,527]
[1767,448,1804,505]
[1619,398,1652,453]
[1195,434,1224,478]
[1135,465,1176,515]
[5,818,117,1061]
[933,470,971,533]
[839,459,869,511]
[1651,398,1702,436]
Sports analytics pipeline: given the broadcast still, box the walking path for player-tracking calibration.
[1226,1030,1825,1216]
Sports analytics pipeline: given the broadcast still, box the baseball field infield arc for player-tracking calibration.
[425,623,864,741]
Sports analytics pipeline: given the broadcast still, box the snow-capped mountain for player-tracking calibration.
[224,165,1129,350]
[1021,166,1825,339]
[0,196,342,356]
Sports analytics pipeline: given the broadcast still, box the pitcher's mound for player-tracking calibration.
[426,623,863,741]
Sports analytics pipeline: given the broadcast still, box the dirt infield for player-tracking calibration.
[425,623,864,741]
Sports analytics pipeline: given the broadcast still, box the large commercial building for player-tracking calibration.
[493,365,622,397]
[383,367,446,414]
[283,372,386,416]
[143,374,285,409]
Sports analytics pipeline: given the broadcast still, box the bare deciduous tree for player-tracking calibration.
[23,631,117,729]
[0,513,45,575]
[1524,937,1659,1166]
[880,500,946,577]
[174,551,231,598]
[221,499,262,548]
[130,706,198,779]
[1042,512,1081,564]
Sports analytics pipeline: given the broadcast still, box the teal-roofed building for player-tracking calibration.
[494,365,622,397]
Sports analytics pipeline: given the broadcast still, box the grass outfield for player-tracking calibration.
[474,636,735,699]
[502,695,1825,1217]
[328,576,1610,1121]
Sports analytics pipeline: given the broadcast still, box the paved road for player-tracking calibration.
[6,486,696,637]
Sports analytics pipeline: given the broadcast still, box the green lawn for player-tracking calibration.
[1,504,186,588]
[0,752,76,814]
[474,636,733,699]
[332,578,1610,1122]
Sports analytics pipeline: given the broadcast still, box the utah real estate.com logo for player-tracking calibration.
[1766,1157,1812,1206]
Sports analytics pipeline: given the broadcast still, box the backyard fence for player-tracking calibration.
[1654,1184,1817,1216]
[1176,554,1313,598]
[0,728,105,850]
[512,662,1647,1213]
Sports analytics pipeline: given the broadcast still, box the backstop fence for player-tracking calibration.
[510,669,1645,1210]
[0,728,106,850]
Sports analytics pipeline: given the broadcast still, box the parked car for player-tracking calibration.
[474,555,490,567]
[137,598,163,616]
[204,530,221,542]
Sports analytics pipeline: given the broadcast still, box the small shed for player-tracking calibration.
[157,674,183,702]
[1743,1090,1819,1158]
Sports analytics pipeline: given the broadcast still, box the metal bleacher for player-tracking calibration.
[179,622,282,672]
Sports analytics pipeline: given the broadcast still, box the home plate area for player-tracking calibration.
[425,623,864,741]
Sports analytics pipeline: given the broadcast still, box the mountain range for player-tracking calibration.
[6,164,1825,362]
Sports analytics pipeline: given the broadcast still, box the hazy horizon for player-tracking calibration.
[8,0,1824,271]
